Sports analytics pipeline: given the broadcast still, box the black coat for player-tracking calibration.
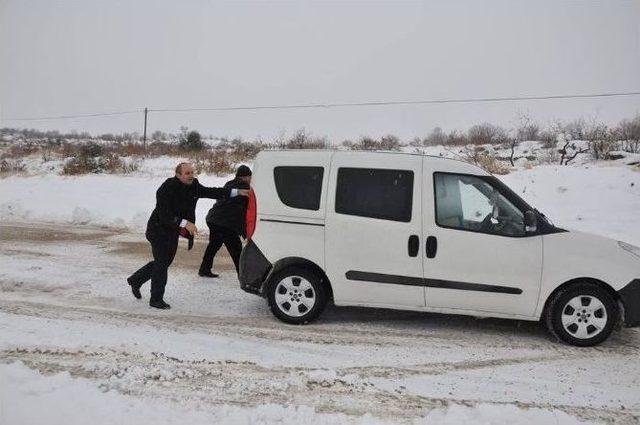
[146,177,230,237]
[205,177,250,236]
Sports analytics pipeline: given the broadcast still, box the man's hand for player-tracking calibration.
[185,221,198,236]
[237,189,250,197]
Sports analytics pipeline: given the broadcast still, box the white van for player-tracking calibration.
[239,150,640,346]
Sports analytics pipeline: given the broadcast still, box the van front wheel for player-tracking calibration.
[266,267,327,325]
[545,282,617,347]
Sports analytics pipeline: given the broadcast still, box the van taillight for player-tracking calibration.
[246,189,257,240]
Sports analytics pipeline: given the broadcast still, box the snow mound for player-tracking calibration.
[0,361,594,425]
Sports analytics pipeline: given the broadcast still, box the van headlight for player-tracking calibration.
[619,241,640,259]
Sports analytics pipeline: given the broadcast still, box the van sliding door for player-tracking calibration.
[325,152,425,308]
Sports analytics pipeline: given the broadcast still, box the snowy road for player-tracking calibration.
[1,222,639,424]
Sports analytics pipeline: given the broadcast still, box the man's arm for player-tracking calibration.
[195,179,248,199]
[194,179,231,199]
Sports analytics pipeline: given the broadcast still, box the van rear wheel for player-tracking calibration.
[267,267,327,325]
[545,282,617,347]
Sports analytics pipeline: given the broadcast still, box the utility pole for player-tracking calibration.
[142,107,148,155]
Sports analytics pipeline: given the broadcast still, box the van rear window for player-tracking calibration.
[273,166,324,210]
[335,168,413,222]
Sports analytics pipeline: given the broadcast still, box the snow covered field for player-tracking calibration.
[1,152,639,424]
[2,152,639,245]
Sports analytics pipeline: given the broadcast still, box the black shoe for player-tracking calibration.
[127,278,142,299]
[198,270,219,278]
[149,299,171,309]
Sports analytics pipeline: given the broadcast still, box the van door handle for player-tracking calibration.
[408,235,419,257]
[426,236,438,258]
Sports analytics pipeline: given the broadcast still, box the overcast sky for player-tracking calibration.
[1,0,639,141]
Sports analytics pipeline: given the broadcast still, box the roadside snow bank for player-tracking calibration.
[0,173,231,232]
[0,361,380,425]
[501,164,640,245]
[0,362,593,425]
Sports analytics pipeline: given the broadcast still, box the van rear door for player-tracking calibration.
[325,152,425,308]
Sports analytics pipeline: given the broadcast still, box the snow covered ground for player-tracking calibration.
[1,152,639,424]
[2,222,637,424]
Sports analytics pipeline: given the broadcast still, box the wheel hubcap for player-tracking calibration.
[274,276,316,317]
[561,295,607,339]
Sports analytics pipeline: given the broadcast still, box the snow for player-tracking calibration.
[501,164,640,245]
[0,222,637,423]
[0,362,385,425]
[0,173,230,232]
[0,361,594,425]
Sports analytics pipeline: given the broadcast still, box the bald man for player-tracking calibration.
[127,162,249,309]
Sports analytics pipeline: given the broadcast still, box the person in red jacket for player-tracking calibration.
[127,162,248,309]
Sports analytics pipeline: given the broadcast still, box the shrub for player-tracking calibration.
[379,134,402,151]
[113,142,146,157]
[538,129,557,148]
[562,118,587,141]
[585,122,617,160]
[1,142,39,159]
[217,137,262,161]
[281,129,329,149]
[62,156,103,175]
[468,123,497,145]
[618,114,640,153]
[79,142,104,158]
[425,127,447,146]
[446,130,469,145]
[0,159,26,174]
[351,135,402,151]
[515,112,540,141]
[178,128,206,151]
[461,146,510,175]
[191,150,235,176]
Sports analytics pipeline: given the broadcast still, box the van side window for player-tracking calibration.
[434,173,525,237]
[273,166,324,210]
[335,168,413,222]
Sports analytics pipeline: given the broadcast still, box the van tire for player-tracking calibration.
[544,282,617,347]
[266,266,328,325]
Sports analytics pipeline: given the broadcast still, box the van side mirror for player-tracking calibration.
[524,210,537,233]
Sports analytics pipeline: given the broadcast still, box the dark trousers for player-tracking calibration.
[128,231,179,302]
[200,224,242,274]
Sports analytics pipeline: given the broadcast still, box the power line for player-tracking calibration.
[3,90,640,121]
[2,109,142,121]
[150,91,640,113]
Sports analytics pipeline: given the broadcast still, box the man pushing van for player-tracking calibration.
[199,165,252,277]
[127,162,249,309]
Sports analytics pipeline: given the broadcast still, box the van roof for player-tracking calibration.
[257,148,484,170]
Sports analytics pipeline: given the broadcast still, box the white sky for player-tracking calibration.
[1,0,639,141]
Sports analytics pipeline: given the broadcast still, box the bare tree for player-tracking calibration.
[563,118,587,141]
[468,123,498,145]
[585,120,616,160]
[618,114,640,153]
[447,129,468,145]
[515,112,540,141]
[559,141,589,165]
[379,134,402,150]
[426,127,447,146]
[281,128,329,149]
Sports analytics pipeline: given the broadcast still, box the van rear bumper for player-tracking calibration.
[239,240,272,296]
[618,279,640,327]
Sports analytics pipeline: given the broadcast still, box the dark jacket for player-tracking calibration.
[205,177,250,236]
[146,177,230,237]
